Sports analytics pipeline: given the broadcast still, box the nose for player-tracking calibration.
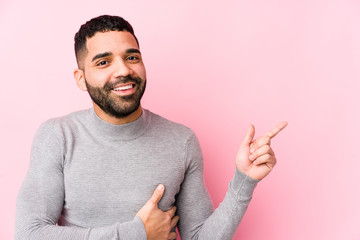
[112,58,133,78]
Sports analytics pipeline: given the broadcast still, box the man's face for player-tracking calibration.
[80,31,146,118]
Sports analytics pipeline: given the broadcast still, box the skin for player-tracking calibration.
[74,31,146,125]
[73,30,288,238]
[236,121,288,180]
[136,185,179,240]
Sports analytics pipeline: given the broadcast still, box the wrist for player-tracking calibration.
[231,169,259,199]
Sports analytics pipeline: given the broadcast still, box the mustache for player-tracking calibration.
[104,76,143,90]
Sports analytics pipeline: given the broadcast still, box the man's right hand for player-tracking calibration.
[136,184,179,240]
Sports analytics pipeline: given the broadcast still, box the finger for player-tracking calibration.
[240,124,255,147]
[249,145,274,161]
[148,184,165,205]
[250,135,271,153]
[253,154,276,167]
[170,215,179,228]
[265,121,288,139]
[168,231,178,240]
[167,206,177,218]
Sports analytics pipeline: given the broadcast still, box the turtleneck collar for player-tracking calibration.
[88,108,150,141]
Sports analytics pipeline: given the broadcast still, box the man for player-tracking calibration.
[15,15,287,240]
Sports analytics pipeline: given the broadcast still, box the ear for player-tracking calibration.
[74,69,87,91]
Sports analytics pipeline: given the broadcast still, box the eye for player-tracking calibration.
[96,60,109,66]
[126,55,140,61]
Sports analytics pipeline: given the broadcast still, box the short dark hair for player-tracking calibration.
[74,15,139,69]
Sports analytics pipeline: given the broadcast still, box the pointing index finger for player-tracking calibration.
[265,121,288,139]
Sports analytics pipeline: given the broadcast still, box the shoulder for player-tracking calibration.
[144,109,196,140]
[36,109,91,136]
[144,109,203,167]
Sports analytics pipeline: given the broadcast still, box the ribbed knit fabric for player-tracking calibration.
[15,108,258,239]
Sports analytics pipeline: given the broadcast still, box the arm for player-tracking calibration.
[177,122,287,240]
[15,120,146,240]
[175,134,258,240]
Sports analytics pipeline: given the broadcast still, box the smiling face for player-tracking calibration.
[74,31,147,124]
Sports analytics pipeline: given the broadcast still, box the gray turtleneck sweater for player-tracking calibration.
[15,108,258,240]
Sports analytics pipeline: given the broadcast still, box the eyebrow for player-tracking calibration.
[91,52,112,62]
[126,48,141,54]
[91,49,141,62]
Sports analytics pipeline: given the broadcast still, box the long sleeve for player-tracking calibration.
[176,134,259,240]
[15,120,147,240]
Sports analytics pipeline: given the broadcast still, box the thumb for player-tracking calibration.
[149,184,165,205]
[240,124,255,147]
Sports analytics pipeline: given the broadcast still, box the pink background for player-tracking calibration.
[1,0,359,239]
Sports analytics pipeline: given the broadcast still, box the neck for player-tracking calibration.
[92,103,143,125]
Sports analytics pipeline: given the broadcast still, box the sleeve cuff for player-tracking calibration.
[230,169,259,200]
[116,216,147,240]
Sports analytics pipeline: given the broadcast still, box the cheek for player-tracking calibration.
[134,64,146,79]
[85,70,111,86]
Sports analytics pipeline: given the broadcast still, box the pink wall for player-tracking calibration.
[1,0,359,239]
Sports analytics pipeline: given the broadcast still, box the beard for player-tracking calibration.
[85,75,146,118]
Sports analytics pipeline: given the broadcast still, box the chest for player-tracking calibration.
[62,136,186,225]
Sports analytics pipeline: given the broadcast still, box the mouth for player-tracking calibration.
[112,83,136,96]
[113,83,135,91]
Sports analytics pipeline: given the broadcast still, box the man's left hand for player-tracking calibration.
[236,121,288,180]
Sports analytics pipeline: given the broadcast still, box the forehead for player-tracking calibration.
[85,31,139,58]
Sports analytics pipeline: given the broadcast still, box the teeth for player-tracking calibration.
[114,85,133,91]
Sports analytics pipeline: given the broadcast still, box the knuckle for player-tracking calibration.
[264,145,271,152]
[165,214,172,222]
[165,225,171,232]
[169,232,177,240]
